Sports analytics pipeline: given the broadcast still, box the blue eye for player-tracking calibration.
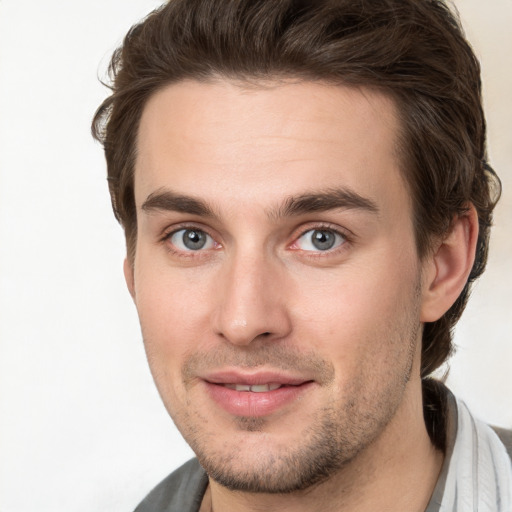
[295,229,345,251]
[169,229,215,251]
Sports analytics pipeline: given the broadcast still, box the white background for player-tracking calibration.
[0,1,510,511]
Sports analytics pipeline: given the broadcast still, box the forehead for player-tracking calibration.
[135,79,410,217]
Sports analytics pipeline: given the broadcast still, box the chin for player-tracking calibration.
[184,404,384,494]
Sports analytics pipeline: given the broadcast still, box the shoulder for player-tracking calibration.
[491,425,512,462]
[134,458,208,512]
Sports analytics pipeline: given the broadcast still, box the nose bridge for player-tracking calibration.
[213,245,290,345]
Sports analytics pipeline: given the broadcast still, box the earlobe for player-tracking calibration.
[123,258,136,300]
[420,205,479,322]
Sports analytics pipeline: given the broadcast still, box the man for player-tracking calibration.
[92,0,512,510]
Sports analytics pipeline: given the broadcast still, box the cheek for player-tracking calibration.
[134,254,213,338]
[134,282,207,418]
[132,263,216,400]
[294,258,421,372]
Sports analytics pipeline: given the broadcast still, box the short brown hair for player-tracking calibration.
[92,0,500,377]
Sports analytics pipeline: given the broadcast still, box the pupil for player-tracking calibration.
[312,230,335,250]
[183,230,206,250]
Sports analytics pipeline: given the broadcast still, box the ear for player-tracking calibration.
[420,205,479,322]
[123,257,136,300]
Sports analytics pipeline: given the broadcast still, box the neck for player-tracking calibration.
[202,377,443,512]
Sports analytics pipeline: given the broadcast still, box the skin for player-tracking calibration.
[126,79,478,512]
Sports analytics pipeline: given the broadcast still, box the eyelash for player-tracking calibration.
[160,222,352,258]
[289,223,352,257]
[161,223,220,258]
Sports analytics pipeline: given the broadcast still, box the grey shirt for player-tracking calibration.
[134,458,207,512]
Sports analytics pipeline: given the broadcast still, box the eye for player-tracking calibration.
[294,229,346,252]
[169,228,216,251]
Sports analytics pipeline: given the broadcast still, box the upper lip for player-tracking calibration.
[202,369,312,386]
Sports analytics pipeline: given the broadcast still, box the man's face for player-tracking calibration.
[130,79,429,492]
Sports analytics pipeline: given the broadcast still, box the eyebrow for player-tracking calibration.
[276,187,379,218]
[140,186,379,219]
[141,189,216,217]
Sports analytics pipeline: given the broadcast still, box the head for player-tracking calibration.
[93,0,499,379]
[92,0,499,493]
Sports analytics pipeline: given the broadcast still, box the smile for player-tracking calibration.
[202,372,315,417]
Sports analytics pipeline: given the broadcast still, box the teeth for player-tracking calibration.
[223,383,282,392]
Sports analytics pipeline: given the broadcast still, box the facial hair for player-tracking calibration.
[172,314,418,494]
[145,272,423,494]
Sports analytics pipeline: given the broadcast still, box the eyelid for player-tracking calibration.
[170,229,215,251]
[161,223,222,254]
[288,223,353,253]
[161,221,217,241]
[159,221,352,256]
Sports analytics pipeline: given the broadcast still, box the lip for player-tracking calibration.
[202,369,315,417]
[203,370,310,386]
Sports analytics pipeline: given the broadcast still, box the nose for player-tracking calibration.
[212,251,292,346]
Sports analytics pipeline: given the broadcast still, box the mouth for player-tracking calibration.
[202,371,315,417]
[221,383,284,392]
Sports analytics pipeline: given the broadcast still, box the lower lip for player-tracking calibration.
[204,381,314,417]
